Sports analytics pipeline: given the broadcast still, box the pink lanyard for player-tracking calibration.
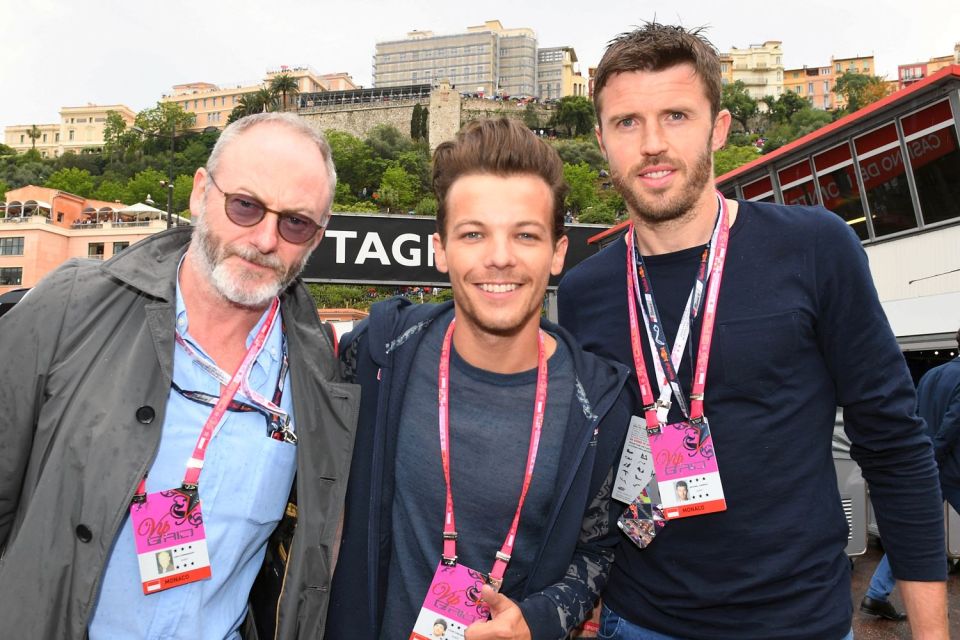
[134,298,281,499]
[625,193,730,428]
[438,318,548,585]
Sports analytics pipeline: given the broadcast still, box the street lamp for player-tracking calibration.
[132,122,176,229]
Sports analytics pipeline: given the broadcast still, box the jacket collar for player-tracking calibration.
[101,226,193,301]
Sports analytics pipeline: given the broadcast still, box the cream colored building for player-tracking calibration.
[4,104,136,158]
[724,41,784,100]
[373,20,538,98]
[537,47,587,100]
[161,67,359,131]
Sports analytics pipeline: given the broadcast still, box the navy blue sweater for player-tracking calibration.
[557,201,945,640]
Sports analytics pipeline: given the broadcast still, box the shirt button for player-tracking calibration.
[136,406,155,424]
[76,524,93,543]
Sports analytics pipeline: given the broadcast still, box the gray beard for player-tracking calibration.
[192,203,308,309]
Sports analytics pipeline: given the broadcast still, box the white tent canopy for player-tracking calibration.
[116,202,164,217]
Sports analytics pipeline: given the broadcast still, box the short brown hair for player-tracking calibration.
[432,118,568,241]
[593,23,722,124]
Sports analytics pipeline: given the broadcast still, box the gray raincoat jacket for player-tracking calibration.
[0,227,360,639]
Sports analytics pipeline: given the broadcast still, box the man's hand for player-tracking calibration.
[464,585,531,640]
[900,580,948,640]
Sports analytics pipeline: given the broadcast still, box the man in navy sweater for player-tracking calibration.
[557,23,947,640]
[326,119,633,640]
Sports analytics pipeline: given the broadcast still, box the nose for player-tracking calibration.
[484,234,517,270]
[639,120,669,157]
[248,212,282,253]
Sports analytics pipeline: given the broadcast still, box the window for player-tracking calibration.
[19,134,23,143]
[824,80,830,93]
[0,267,22,286]
[855,123,917,237]
[814,142,867,239]
[742,175,775,202]
[88,242,105,259]
[901,100,960,225]
[42,134,47,142]
[69,130,75,141]
[808,82,814,94]
[836,63,842,72]
[778,160,818,207]
[55,133,60,142]
[113,241,130,254]
[0,237,24,255]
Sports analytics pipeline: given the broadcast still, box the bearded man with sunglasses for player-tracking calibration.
[0,112,359,640]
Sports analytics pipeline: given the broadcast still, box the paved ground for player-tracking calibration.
[850,538,960,638]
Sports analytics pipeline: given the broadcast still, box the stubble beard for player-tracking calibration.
[192,201,309,309]
[612,141,714,227]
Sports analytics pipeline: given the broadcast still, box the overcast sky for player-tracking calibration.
[3,0,958,128]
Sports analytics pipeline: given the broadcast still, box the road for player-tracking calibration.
[851,537,960,638]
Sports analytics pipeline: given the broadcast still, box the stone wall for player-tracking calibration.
[300,99,425,142]
[298,86,555,148]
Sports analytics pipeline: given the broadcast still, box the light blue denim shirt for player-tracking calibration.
[89,283,297,639]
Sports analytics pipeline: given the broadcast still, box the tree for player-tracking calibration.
[134,103,196,143]
[765,91,809,124]
[378,163,419,212]
[93,178,126,203]
[550,137,606,172]
[269,74,301,111]
[124,168,169,205]
[550,96,595,137]
[410,104,429,141]
[414,196,438,217]
[0,178,10,199]
[102,111,129,148]
[326,130,379,196]
[563,162,599,213]
[0,143,15,156]
[26,125,43,151]
[713,145,759,177]
[45,168,96,197]
[365,124,414,161]
[172,174,194,214]
[834,72,889,113]
[523,103,541,129]
[227,93,263,124]
[721,81,758,131]
[761,107,833,154]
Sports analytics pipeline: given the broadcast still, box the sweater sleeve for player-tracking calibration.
[517,468,617,639]
[812,211,945,581]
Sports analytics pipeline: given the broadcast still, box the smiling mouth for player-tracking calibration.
[478,283,519,293]
[640,169,674,179]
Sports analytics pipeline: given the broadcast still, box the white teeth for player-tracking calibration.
[479,283,518,293]
[643,170,671,178]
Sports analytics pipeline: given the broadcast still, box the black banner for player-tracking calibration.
[302,213,609,288]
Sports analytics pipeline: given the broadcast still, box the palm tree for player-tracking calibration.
[269,74,300,112]
[255,88,279,113]
[27,125,42,150]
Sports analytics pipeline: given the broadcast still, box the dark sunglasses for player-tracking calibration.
[206,173,324,245]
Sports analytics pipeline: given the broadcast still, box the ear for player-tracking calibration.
[189,168,208,220]
[595,124,607,160]
[550,234,569,276]
[432,232,449,274]
[712,109,732,152]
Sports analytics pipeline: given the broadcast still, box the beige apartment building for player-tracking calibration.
[537,47,587,101]
[4,104,136,158]
[724,41,784,100]
[161,67,359,131]
[783,55,875,110]
[0,185,178,293]
[373,20,538,98]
